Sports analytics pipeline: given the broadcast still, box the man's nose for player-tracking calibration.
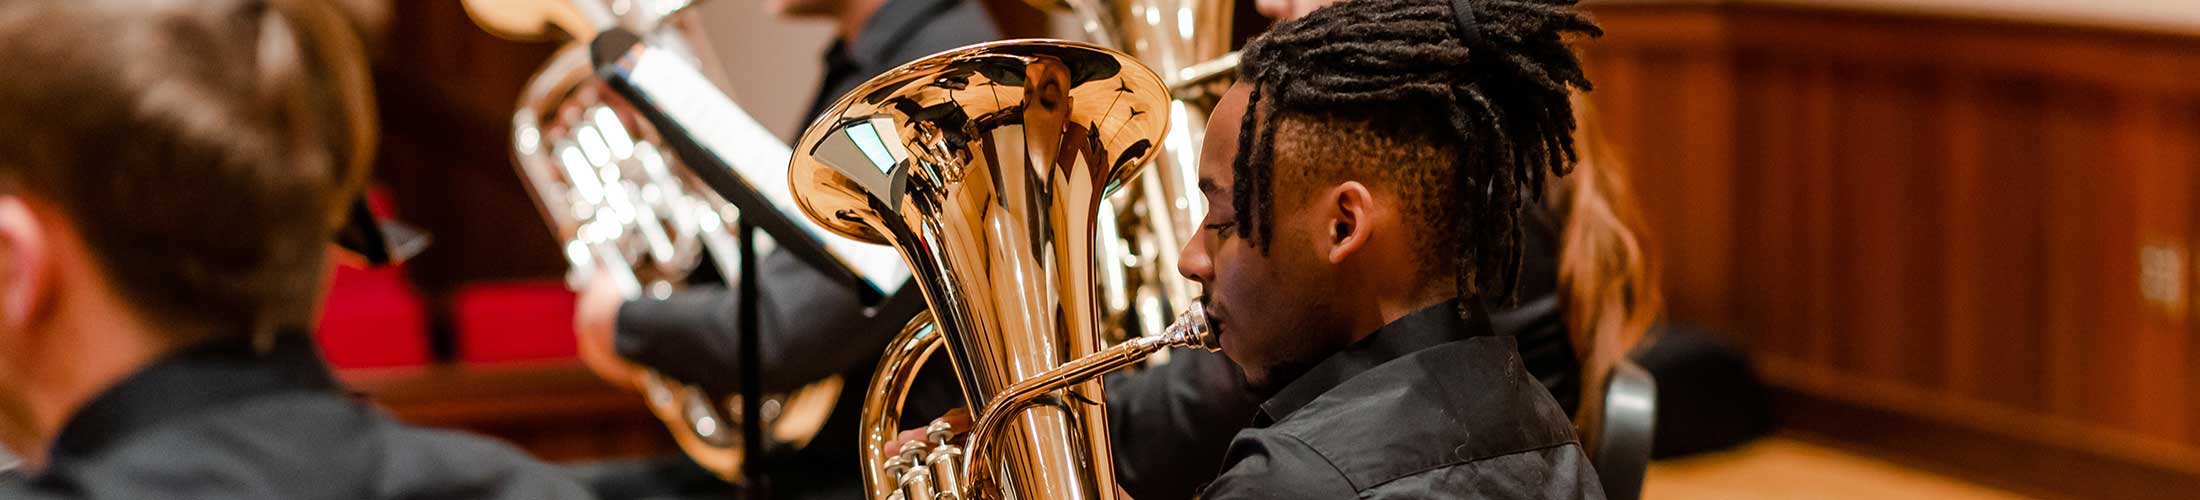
[1177,231,1212,284]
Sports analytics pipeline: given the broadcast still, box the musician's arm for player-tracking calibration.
[606,248,926,395]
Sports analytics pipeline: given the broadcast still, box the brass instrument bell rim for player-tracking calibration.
[462,0,600,42]
[787,38,1173,246]
[1014,0,1075,13]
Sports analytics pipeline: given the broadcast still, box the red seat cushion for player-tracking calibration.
[452,280,579,363]
[315,265,432,369]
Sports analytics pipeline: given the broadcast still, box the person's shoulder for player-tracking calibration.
[1267,337,1581,491]
[53,391,591,500]
[1201,428,1358,499]
[1363,442,1606,499]
[367,421,596,500]
[33,392,377,499]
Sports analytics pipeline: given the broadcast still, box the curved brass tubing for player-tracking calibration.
[960,310,1215,499]
[861,304,1214,500]
[862,313,946,498]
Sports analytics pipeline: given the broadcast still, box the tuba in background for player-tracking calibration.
[1029,0,1240,345]
[470,0,842,482]
[791,40,1218,500]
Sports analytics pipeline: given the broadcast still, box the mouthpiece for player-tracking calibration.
[1160,302,1221,352]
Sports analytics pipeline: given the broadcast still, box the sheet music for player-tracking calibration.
[610,39,912,297]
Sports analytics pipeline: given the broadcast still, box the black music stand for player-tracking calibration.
[735,220,768,497]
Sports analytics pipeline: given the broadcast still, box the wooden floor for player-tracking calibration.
[1645,437,2034,500]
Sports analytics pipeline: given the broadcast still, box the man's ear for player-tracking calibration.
[1323,181,1373,264]
[0,197,52,331]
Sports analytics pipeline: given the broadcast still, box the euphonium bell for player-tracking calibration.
[504,35,841,483]
[789,40,1215,500]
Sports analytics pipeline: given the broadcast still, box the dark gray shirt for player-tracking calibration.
[1201,300,1604,499]
[0,334,592,500]
[1105,207,1578,500]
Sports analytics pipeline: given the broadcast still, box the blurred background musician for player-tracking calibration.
[562,0,1002,498]
[571,0,999,400]
[0,0,590,498]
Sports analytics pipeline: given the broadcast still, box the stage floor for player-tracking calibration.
[1646,437,2031,500]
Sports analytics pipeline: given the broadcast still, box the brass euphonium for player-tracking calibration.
[1030,0,1239,344]
[790,41,1219,500]
[491,8,842,482]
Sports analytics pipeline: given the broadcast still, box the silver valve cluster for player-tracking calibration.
[884,419,967,500]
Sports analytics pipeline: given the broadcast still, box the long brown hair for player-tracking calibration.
[1552,96,1662,435]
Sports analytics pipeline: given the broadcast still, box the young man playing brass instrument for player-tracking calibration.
[898,0,1610,496]
[1186,0,1607,495]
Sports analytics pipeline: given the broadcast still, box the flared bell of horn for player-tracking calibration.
[790,40,1170,500]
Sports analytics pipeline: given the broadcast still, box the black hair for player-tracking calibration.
[1232,0,1599,316]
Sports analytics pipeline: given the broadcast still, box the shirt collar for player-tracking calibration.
[1257,299,1478,423]
[839,0,962,70]
[46,331,337,466]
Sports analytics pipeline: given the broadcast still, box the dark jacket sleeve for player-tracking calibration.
[613,248,926,395]
[1105,350,1261,499]
[1200,430,1358,500]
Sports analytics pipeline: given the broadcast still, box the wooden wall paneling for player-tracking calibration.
[2081,91,2157,437]
[2187,102,2200,451]
[1891,67,1949,387]
[1583,2,2200,496]
[1730,52,1803,360]
[1828,63,1932,383]
[2038,84,2124,429]
[1622,49,1696,325]
[1719,6,2200,98]
[1672,49,1742,334]
[1969,77,2051,414]
[2118,93,2195,444]
[1795,59,1841,375]
[1935,67,1989,400]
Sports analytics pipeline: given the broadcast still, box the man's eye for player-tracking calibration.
[1205,221,1236,233]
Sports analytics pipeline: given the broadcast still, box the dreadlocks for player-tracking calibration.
[1232,0,1599,319]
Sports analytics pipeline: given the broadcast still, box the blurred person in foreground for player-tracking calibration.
[0,1,590,498]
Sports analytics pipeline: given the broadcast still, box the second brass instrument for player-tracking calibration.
[505,36,841,483]
[790,40,1215,500]
[1030,0,1240,344]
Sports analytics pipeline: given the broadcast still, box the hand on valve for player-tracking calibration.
[882,409,1137,499]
